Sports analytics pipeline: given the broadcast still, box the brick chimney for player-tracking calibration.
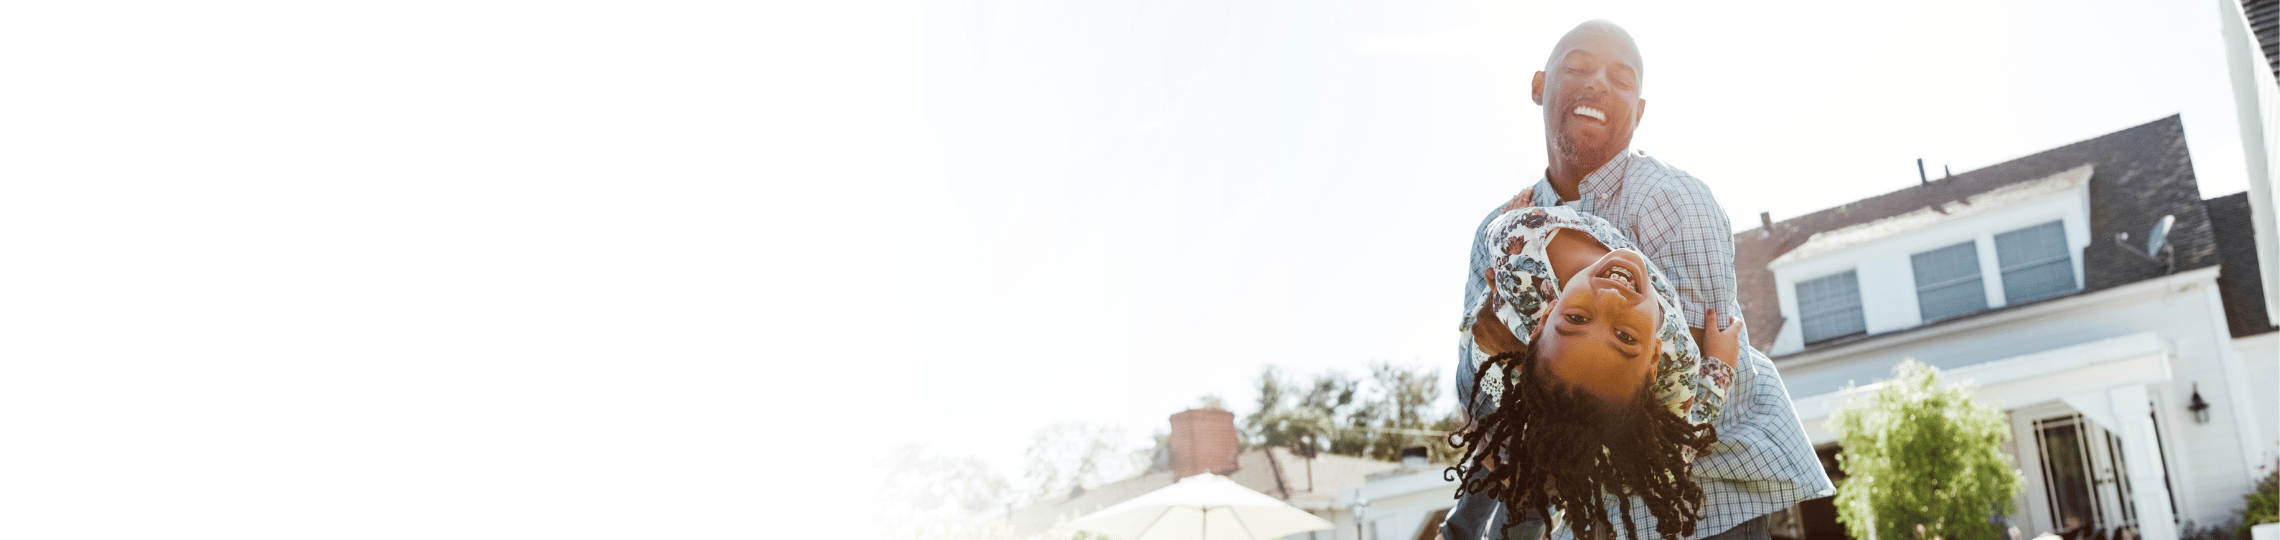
[1167,408,1238,480]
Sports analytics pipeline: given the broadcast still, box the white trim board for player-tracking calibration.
[1792,331,2172,444]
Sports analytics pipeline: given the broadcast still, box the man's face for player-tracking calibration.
[1533,23,1645,175]
[1533,248,1662,405]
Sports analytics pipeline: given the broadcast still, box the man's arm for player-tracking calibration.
[1630,177,1738,334]
[1457,206,1507,415]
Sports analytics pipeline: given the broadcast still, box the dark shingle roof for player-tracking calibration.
[2206,192,2278,337]
[1733,115,2216,351]
[2246,0,2280,82]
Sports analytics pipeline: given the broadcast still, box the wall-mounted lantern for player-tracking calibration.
[2188,383,2211,425]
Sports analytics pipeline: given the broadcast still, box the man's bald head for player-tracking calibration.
[1533,19,1648,196]
[1543,20,1644,86]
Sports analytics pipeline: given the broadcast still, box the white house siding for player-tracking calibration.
[2240,331,2279,477]
[1773,268,2258,529]
[1341,468,1459,540]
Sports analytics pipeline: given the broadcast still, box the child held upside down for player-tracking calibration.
[1452,205,1743,540]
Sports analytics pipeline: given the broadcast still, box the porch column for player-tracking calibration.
[2109,385,2177,540]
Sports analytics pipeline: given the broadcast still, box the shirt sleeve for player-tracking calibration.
[1629,177,1738,331]
[1456,206,1504,417]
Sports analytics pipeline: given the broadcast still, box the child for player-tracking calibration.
[1452,205,1741,540]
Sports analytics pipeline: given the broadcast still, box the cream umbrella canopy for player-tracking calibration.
[1064,473,1335,540]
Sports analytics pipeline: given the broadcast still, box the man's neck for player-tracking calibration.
[1543,163,1599,203]
[1543,151,1624,203]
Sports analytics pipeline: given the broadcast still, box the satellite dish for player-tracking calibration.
[2146,214,2175,256]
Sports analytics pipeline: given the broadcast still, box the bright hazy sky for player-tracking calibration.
[1,0,2262,537]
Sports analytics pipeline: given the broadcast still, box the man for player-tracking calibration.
[1445,20,1832,540]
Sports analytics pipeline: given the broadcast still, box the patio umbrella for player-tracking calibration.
[1065,473,1335,540]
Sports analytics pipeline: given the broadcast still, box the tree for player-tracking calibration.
[874,444,1016,540]
[1242,362,1463,463]
[1021,421,1145,502]
[1365,362,1466,465]
[1827,360,2022,540]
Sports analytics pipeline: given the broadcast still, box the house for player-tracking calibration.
[1739,115,2277,540]
[2220,0,2280,329]
[1009,408,1402,540]
[1338,450,1461,540]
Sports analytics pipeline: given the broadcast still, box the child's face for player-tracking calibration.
[1535,247,1664,405]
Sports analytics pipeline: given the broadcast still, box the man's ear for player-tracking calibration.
[1530,71,1546,105]
[1634,97,1647,126]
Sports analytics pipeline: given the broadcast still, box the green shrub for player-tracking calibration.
[2185,519,2243,540]
[1827,360,2024,540]
[2242,462,2279,536]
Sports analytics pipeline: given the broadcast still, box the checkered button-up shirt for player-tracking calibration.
[1450,148,1833,540]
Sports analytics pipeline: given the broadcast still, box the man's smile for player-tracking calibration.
[1574,105,1607,121]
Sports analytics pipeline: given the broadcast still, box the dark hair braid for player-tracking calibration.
[1444,348,1718,540]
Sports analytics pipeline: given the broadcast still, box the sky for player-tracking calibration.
[0,0,2263,538]
[861,0,2264,497]
[3,2,870,538]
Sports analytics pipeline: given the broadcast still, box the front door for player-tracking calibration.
[2030,414,2139,540]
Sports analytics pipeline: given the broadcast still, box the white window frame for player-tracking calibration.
[1912,240,1990,321]
[1795,269,1868,344]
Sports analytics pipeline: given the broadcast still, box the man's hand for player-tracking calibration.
[1699,308,1743,369]
[1503,187,1537,213]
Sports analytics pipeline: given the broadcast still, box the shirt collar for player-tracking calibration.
[1532,147,1636,207]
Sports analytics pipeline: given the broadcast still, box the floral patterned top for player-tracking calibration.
[1461,206,1734,429]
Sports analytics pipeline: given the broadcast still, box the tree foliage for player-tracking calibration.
[1827,360,2022,540]
[1243,362,1463,464]
[874,444,1017,540]
[1022,421,1147,502]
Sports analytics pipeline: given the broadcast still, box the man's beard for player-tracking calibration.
[1447,352,1718,540]
[1553,131,1582,167]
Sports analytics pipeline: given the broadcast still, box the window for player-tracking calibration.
[1996,221,2077,303]
[1912,241,1987,321]
[1797,271,1866,344]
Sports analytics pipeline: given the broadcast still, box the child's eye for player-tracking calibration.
[1615,330,1637,345]
[1565,314,1589,325]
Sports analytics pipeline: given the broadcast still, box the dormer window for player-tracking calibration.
[1995,221,2077,303]
[1797,270,1866,344]
[1912,241,1987,321]
[1763,164,2094,355]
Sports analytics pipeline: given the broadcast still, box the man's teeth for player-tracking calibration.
[1575,106,1606,121]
